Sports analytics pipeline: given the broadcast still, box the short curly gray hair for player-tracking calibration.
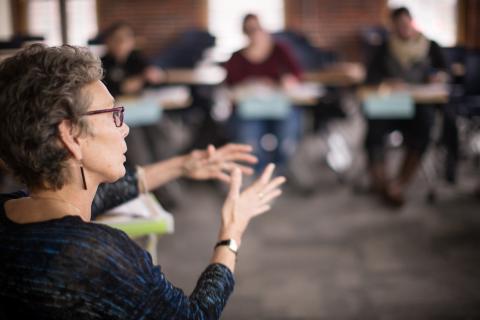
[0,44,103,190]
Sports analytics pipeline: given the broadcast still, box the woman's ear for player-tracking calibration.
[58,119,83,161]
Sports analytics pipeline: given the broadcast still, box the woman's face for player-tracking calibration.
[106,26,136,60]
[393,14,415,40]
[244,17,267,43]
[80,80,129,185]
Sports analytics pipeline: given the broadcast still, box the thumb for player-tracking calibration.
[207,144,216,159]
[228,168,242,200]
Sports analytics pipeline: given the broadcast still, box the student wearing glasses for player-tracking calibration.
[0,44,285,319]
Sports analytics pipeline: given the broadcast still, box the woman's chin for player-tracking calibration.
[104,165,126,184]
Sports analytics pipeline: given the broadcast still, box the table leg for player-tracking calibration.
[147,233,158,265]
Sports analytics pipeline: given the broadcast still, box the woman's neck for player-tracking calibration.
[244,34,274,63]
[5,183,98,224]
[31,185,97,221]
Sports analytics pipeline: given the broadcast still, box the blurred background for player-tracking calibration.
[1,0,480,318]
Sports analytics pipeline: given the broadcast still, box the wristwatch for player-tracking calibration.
[215,239,239,255]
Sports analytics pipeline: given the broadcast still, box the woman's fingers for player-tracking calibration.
[259,188,282,204]
[222,152,258,164]
[214,171,231,183]
[220,143,253,153]
[228,168,242,200]
[252,204,271,216]
[262,176,286,194]
[221,162,254,176]
[217,144,258,164]
[207,144,216,159]
[256,163,275,186]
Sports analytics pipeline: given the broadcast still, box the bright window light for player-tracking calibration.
[28,0,97,46]
[208,0,285,62]
[388,0,457,47]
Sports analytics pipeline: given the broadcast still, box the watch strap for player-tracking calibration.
[215,239,238,255]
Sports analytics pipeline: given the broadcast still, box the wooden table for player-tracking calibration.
[165,62,366,87]
[357,83,450,104]
[303,62,366,87]
[164,65,227,85]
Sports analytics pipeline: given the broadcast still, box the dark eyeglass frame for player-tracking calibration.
[82,106,125,127]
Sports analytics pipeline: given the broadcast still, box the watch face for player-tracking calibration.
[229,239,239,252]
[216,239,239,254]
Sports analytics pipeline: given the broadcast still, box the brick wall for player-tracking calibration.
[96,0,207,56]
[97,0,387,61]
[285,0,388,61]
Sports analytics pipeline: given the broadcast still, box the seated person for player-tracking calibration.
[100,22,174,204]
[224,13,303,172]
[101,21,164,97]
[0,44,286,319]
[364,7,448,206]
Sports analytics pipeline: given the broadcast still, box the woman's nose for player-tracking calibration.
[121,123,130,138]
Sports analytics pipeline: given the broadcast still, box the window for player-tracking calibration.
[27,0,97,46]
[66,0,98,46]
[208,0,285,62]
[0,0,13,40]
[388,0,457,47]
[28,0,62,45]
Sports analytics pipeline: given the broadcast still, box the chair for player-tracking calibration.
[419,49,480,202]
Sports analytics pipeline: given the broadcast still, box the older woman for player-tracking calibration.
[0,44,285,319]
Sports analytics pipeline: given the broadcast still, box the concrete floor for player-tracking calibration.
[154,169,480,319]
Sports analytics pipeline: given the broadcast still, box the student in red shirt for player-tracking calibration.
[224,13,303,172]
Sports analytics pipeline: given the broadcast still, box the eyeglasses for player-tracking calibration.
[82,106,125,127]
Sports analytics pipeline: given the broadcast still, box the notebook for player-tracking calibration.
[363,91,415,119]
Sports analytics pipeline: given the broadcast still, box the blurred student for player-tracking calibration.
[101,22,164,97]
[100,22,178,205]
[365,7,448,206]
[224,13,303,172]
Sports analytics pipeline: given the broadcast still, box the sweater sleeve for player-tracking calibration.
[135,262,235,319]
[91,165,140,219]
[224,51,245,86]
[85,228,235,320]
[366,43,388,84]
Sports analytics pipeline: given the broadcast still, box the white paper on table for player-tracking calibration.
[98,193,174,232]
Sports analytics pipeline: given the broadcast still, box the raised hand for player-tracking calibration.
[182,143,258,182]
[219,163,286,244]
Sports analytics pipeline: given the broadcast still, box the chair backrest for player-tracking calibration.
[464,49,480,96]
[273,30,338,71]
[153,29,216,68]
[359,26,388,65]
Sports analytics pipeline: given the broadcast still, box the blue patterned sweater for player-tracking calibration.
[0,172,234,319]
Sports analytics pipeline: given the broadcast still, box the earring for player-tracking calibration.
[80,165,87,190]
